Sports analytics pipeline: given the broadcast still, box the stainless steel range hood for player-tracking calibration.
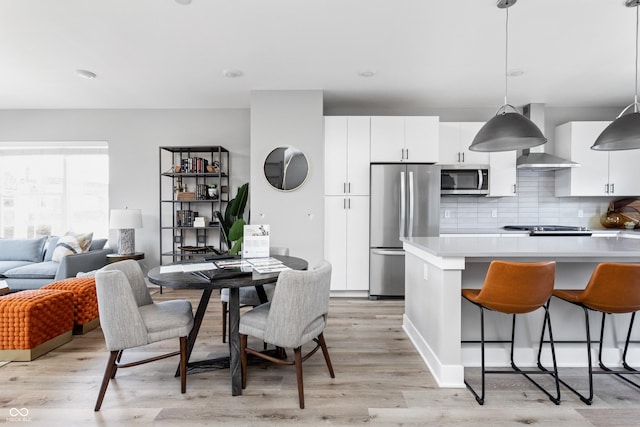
[516,104,579,171]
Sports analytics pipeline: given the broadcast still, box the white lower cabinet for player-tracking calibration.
[324,195,370,291]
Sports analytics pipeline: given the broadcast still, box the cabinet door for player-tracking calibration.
[346,117,371,195]
[324,117,348,196]
[404,117,439,163]
[370,116,404,162]
[346,196,370,290]
[324,196,348,290]
[439,122,462,164]
[609,150,640,196]
[488,151,517,197]
[555,122,609,196]
[460,122,489,164]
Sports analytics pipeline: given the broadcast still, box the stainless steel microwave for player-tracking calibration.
[440,167,488,195]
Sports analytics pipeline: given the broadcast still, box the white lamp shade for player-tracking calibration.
[109,209,143,229]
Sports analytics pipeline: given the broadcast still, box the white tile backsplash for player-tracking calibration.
[439,170,612,233]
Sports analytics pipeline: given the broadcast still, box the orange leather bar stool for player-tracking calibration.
[540,263,640,405]
[462,260,560,405]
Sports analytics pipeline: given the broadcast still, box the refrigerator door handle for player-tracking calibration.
[408,170,414,238]
[400,171,406,239]
[371,249,405,256]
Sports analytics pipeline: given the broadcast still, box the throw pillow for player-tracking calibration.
[51,232,93,263]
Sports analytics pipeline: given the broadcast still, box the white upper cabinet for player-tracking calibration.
[439,122,489,165]
[554,121,640,197]
[488,151,517,197]
[324,116,370,196]
[370,116,439,163]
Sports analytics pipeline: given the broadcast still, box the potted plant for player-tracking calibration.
[214,183,248,255]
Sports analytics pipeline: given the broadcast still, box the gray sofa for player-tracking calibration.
[0,236,113,290]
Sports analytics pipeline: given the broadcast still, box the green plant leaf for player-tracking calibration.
[229,218,246,241]
[230,183,248,217]
[229,239,243,255]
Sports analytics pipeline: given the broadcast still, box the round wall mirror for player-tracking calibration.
[263,146,309,191]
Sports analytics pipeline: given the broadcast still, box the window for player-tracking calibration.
[0,141,109,239]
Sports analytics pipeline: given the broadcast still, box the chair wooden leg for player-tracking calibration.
[294,347,304,409]
[111,350,123,379]
[241,334,248,389]
[222,301,228,343]
[95,350,119,411]
[180,336,187,393]
[318,333,335,378]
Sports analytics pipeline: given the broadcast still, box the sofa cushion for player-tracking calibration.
[0,261,34,275]
[4,261,58,279]
[52,233,93,263]
[44,236,60,261]
[0,237,47,262]
[89,238,107,251]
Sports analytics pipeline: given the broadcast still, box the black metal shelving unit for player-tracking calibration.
[159,146,230,264]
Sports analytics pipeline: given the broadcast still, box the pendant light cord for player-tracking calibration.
[504,7,509,107]
[635,4,638,111]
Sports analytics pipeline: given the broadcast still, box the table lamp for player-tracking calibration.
[109,208,143,255]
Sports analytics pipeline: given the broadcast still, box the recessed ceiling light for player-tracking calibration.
[358,70,376,78]
[174,0,192,5]
[75,69,97,79]
[223,69,243,78]
[507,68,525,77]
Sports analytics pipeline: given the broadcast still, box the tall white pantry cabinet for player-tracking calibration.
[324,116,370,292]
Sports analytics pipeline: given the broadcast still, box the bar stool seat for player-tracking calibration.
[541,262,640,405]
[462,260,560,405]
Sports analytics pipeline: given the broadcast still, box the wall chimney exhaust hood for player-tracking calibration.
[516,104,579,171]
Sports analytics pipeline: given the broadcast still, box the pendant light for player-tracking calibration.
[469,0,547,152]
[591,0,640,151]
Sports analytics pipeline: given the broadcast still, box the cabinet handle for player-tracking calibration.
[343,198,346,209]
[348,182,351,194]
[512,184,516,194]
[461,152,464,162]
[343,183,346,194]
[348,198,351,209]
[605,183,609,194]
[405,148,409,159]
[457,152,460,162]
[611,183,615,194]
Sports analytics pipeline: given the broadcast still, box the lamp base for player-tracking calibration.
[117,229,136,255]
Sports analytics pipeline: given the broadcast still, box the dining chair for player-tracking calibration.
[540,262,640,405]
[239,260,334,409]
[93,260,194,411]
[462,260,560,405]
[220,246,289,342]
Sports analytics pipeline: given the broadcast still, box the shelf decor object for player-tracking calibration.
[109,208,143,255]
[469,0,547,152]
[592,0,640,151]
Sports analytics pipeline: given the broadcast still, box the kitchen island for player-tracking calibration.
[402,235,640,388]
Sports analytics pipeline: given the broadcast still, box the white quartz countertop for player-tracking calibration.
[403,235,640,259]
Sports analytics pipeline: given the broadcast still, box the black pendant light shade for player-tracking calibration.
[591,111,640,151]
[469,110,547,152]
[591,1,640,151]
[470,0,547,153]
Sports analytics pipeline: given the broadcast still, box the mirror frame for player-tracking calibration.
[263,145,309,191]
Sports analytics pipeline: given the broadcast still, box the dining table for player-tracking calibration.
[146,254,308,396]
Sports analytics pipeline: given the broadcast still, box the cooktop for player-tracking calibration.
[503,225,592,236]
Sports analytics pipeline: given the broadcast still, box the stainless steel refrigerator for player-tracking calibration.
[369,164,440,297]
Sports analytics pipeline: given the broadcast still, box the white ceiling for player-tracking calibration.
[0,0,636,111]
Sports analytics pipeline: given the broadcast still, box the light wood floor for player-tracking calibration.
[2,288,640,426]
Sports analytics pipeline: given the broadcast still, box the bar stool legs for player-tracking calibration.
[465,301,561,405]
[541,306,640,405]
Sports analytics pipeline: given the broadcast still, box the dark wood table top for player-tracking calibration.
[147,255,308,290]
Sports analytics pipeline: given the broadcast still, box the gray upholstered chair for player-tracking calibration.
[220,246,289,342]
[240,260,335,409]
[93,260,194,411]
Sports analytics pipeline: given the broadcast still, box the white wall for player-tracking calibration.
[0,109,250,269]
[250,90,325,266]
